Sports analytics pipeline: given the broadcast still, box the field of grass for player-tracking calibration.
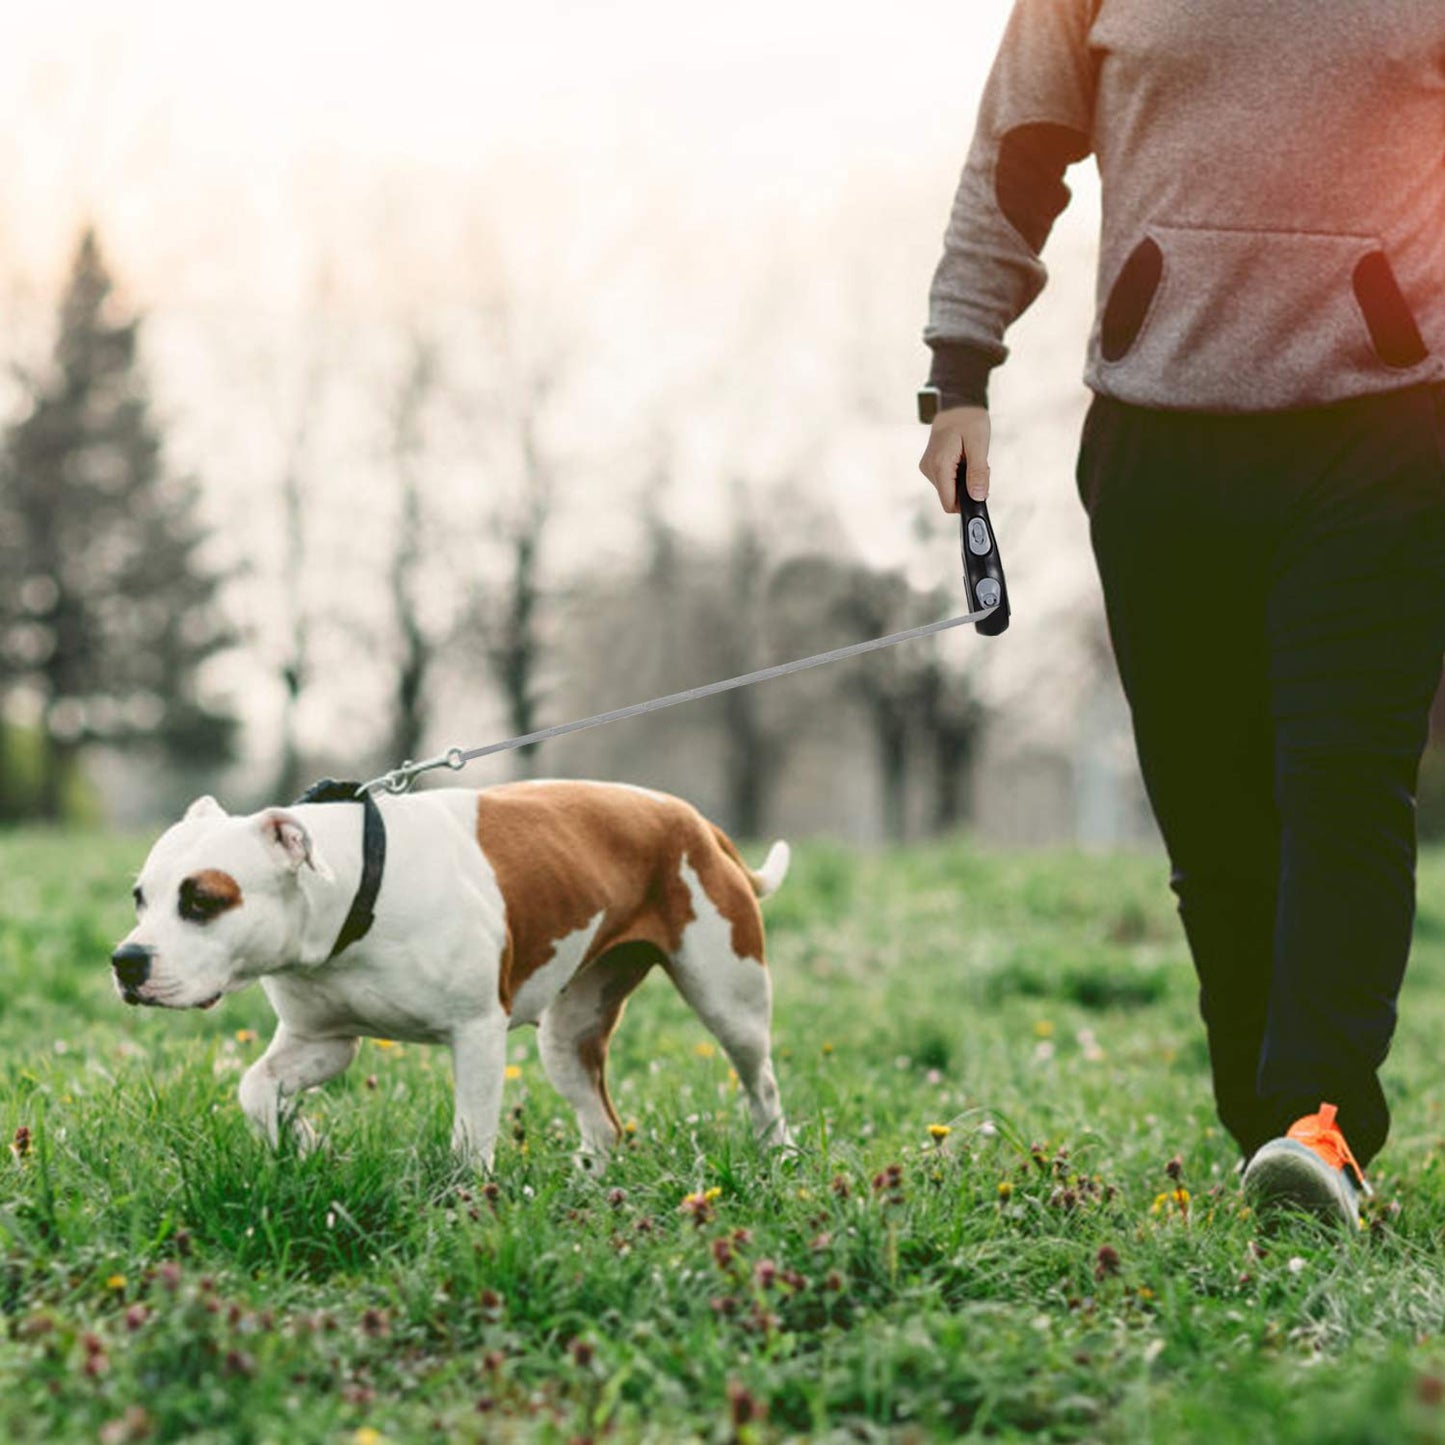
[5,828,1445,1442]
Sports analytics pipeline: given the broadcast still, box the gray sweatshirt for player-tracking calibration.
[925,0,1445,412]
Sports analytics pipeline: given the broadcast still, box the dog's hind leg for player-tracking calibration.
[450,1010,510,1171]
[667,858,793,1151]
[537,943,655,1171]
[239,1025,359,1153]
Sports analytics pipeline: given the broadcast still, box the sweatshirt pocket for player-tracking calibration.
[1352,251,1429,370]
[1094,223,1435,411]
[1100,237,1164,362]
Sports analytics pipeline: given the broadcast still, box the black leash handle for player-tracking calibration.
[958,459,1010,636]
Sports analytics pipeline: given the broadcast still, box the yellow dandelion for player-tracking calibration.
[374,1039,396,1051]
[353,1430,385,1445]
[1033,1020,1055,1038]
[694,1041,717,1059]
[1151,1187,1190,1218]
[703,1186,722,1202]
[504,1065,522,1081]
[624,1119,638,1136]
[997,1180,1013,1199]
[821,1042,835,1056]
[928,1124,952,1141]
[105,1274,127,1291]
[235,1029,257,1044]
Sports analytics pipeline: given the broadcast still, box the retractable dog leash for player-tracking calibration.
[358,463,1009,798]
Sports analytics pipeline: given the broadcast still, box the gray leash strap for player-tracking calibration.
[357,601,999,796]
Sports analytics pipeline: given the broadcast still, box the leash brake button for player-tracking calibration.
[966,517,992,556]
[975,577,1002,609]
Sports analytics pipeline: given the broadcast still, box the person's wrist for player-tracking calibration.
[917,386,982,423]
[923,340,996,415]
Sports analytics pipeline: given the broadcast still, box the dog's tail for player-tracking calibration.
[749,840,791,899]
[712,823,790,899]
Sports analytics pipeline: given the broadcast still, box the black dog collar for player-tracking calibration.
[292,779,387,960]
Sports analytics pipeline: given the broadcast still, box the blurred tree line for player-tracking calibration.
[15,227,1441,843]
[0,225,993,837]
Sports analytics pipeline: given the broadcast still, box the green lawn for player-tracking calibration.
[4,828,1445,1442]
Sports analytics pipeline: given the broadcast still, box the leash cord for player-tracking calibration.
[357,601,1000,796]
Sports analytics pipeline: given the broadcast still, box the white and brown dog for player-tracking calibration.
[111,781,792,1169]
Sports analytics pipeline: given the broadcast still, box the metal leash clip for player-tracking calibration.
[356,746,468,798]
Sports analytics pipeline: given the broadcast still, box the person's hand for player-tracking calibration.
[918,405,990,513]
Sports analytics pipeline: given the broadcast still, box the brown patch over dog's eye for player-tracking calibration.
[178,869,243,924]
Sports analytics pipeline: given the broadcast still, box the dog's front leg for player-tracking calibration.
[239,1025,359,1153]
[449,1012,509,1171]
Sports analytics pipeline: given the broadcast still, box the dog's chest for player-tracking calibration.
[262,961,466,1044]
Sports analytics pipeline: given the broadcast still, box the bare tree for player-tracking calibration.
[915,637,985,833]
[836,570,975,842]
[713,495,785,837]
[383,334,441,769]
[270,339,329,801]
[767,554,966,842]
[472,372,557,779]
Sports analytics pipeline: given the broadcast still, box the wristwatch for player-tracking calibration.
[917,386,976,423]
[917,386,944,424]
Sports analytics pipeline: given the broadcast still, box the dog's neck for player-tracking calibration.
[292,802,370,966]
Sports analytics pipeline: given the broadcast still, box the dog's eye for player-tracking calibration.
[132,885,145,913]
[178,880,229,924]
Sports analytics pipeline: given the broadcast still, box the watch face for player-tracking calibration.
[917,388,940,424]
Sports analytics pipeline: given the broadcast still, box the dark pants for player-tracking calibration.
[1075,383,1445,1167]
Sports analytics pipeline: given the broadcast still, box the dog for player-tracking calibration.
[110,780,792,1170]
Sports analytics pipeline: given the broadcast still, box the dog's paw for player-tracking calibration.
[757,1118,796,1150]
[450,1134,497,1175]
[290,1118,322,1158]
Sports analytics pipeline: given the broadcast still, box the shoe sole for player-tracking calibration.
[1242,1141,1356,1225]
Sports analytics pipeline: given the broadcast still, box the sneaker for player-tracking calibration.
[1241,1102,1372,1227]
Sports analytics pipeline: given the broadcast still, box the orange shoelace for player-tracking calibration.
[1286,1102,1371,1194]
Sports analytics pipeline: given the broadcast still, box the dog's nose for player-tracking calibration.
[110,943,152,989]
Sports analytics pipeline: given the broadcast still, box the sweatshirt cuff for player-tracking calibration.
[926,342,999,410]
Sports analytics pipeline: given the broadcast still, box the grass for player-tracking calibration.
[5,829,1445,1441]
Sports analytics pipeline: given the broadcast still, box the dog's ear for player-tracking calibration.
[258,809,333,880]
[185,795,228,821]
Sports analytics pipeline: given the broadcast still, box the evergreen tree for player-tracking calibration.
[0,227,236,819]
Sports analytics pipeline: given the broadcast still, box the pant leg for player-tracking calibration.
[1076,395,1284,1156]
[1260,384,1445,1167]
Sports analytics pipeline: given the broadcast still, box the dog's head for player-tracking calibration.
[111,795,333,1010]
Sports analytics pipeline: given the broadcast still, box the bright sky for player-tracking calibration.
[2,0,1018,288]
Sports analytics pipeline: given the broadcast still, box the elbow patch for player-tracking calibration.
[994,123,1091,254]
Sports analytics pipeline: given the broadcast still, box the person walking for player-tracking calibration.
[918,0,1445,1225]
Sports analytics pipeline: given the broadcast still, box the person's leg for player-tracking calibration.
[1076,395,1283,1157]
[1260,384,1445,1169]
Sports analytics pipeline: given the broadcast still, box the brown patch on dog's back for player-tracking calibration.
[476,782,765,1012]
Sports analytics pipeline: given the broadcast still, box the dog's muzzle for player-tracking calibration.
[111,942,153,1000]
